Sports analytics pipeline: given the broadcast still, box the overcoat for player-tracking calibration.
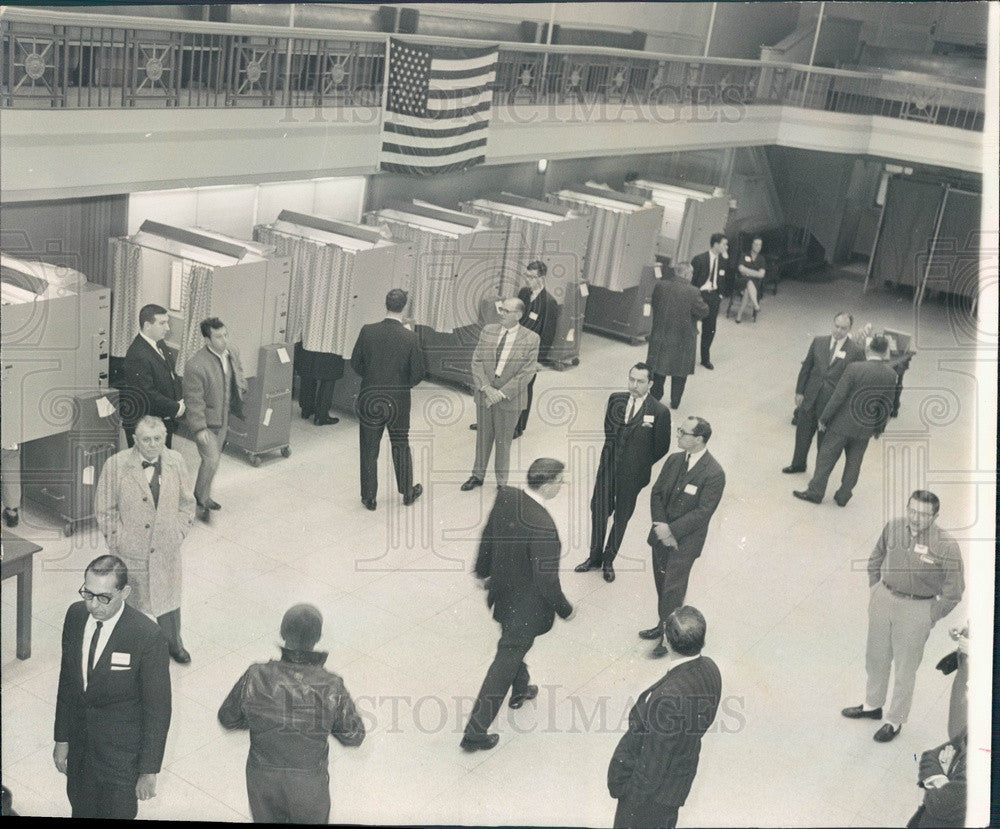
[646,275,709,377]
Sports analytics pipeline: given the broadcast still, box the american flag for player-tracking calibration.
[379,38,498,175]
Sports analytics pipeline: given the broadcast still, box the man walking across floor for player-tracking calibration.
[689,233,728,370]
[350,288,426,511]
[575,363,671,582]
[608,606,722,829]
[794,335,896,506]
[461,297,540,491]
[643,417,725,657]
[841,490,964,743]
[461,458,574,751]
[646,263,709,409]
[182,316,248,522]
[218,603,366,823]
[783,312,865,474]
[53,554,172,820]
[120,304,185,448]
[515,260,559,437]
[95,415,196,663]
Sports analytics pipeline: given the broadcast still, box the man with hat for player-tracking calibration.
[218,604,366,824]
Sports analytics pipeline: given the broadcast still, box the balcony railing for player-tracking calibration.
[0,6,985,132]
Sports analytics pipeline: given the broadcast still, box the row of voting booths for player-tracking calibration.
[1,253,119,534]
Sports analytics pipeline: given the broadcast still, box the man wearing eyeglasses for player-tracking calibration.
[95,415,196,664]
[643,417,726,657]
[461,297,540,491]
[53,554,172,820]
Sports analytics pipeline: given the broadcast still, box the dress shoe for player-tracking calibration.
[300,410,312,419]
[460,476,483,491]
[508,685,539,709]
[512,429,523,440]
[651,642,669,658]
[734,317,741,324]
[196,505,211,523]
[169,645,192,665]
[574,559,600,573]
[841,705,883,720]
[701,360,714,370]
[873,723,900,743]
[603,564,616,583]
[469,423,478,431]
[460,734,499,752]
[781,465,806,474]
[314,415,339,426]
[834,493,850,507]
[362,498,377,511]
[638,626,664,640]
[205,499,222,511]
[403,484,423,506]
[3,507,18,528]
[793,490,822,504]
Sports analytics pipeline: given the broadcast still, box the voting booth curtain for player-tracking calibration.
[175,264,213,376]
[461,205,545,296]
[547,195,633,291]
[109,238,141,358]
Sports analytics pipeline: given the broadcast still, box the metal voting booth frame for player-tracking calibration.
[2,253,119,535]
[458,193,591,370]
[109,221,293,467]
[254,210,413,417]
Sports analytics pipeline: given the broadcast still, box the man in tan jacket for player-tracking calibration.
[95,416,196,663]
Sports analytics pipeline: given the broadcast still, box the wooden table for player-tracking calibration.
[1,531,42,659]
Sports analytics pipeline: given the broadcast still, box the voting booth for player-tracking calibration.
[109,222,293,465]
[548,185,663,344]
[364,200,507,390]
[626,179,731,266]
[459,193,591,369]
[254,210,413,415]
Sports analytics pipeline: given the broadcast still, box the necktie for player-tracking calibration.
[87,620,103,685]
[494,330,507,368]
[830,339,841,364]
[143,460,161,508]
[625,398,634,424]
[156,340,168,361]
[683,453,690,473]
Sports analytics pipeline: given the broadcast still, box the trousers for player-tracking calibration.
[246,756,330,824]
[67,756,138,820]
[614,796,679,829]
[651,543,698,624]
[589,467,640,565]
[358,395,413,501]
[515,374,538,434]
[699,291,720,363]
[651,374,688,410]
[464,624,534,738]
[298,377,335,418]
[194,424,226,506]
[806,428,871,503]
[790,402,825,469]
[472,397,519,486]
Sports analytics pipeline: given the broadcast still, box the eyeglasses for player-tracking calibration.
[677,427,697,437]
[79,586,116,605]
[497,308,519,315]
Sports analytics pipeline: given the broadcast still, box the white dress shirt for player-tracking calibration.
[685,445,709,470]
[81,600,126,690]
[625,393,648,423]
[666,653,700,672]
[494,326,519,377]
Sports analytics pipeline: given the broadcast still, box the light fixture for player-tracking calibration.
[537,158,548,174]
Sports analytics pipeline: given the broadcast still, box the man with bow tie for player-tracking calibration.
[120,304,185,448]
[181,317,248,522]
[95,416,196,664]
[689,234,729,370]
[53,554,172,819]
[575,363,671,583]
[642,417,725,657]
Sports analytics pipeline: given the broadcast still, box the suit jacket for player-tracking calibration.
[350,318,426,424]
[54,602,172,785]
[689,250,727,292]
[475,487,573,638]
[94,446,195,617]
[121,334,183,429]
[646,276,710,377]
[820,359,898,440]
[649,450,726,558]
[598,392,671,494]
[795,334,866,412]
[915,733,966,828]
[517,287,559,363]
[470,324,540,412]
[181,345,248,433]
[608,656,722,808]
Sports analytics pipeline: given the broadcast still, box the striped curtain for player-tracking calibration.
[176,264,213,376]
[548,196,633,291]
[109,238,142,358]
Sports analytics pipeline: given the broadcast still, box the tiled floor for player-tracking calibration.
[2,272,992,826]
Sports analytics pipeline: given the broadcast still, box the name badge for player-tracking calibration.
[718,269,725,276]
[835,350,846,359]
[643,414,655,424]
[684,483,698,495]
[111,652,131,666]
[528,311,539,321]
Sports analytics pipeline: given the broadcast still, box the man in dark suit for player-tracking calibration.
[783,312,865,473]
[120,304,184,448]
[294,343,343,426]
[608,606,722,829]
[461,458,574,751]
[907,731,967,828]
[182,317,247,522]
[795,335,896,506]
[575,363,671,583]
[688,233,729,370]
[646,264,709,409]
[643,417,726,657]
[461,297,540,491]
[515,260,559,437]
[350,288,426,511]
[53,554,172,820]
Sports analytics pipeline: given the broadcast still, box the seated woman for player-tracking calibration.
[735,236,766,323]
